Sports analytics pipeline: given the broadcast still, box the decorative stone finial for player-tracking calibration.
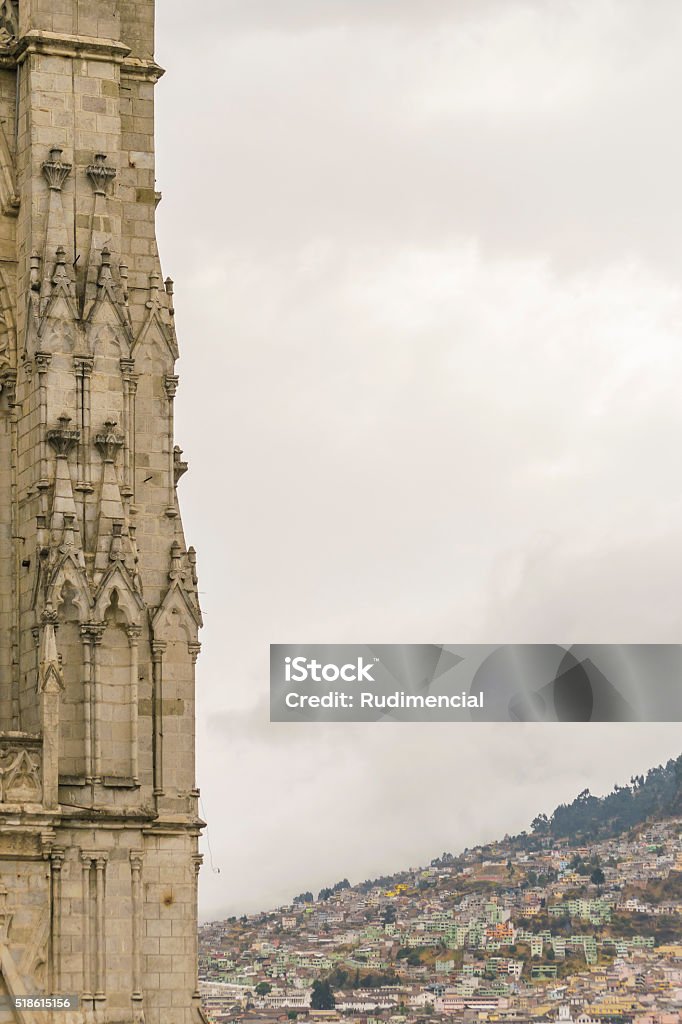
[109,520,124,562]
[120,262,129,304]
[42,147,72,192]
[165,277,175,316]
[52,246,71,290]
[169,540,185,581]
[94,420,124,463]
[86,153,116,196]
[97,246,114,287]
[47,415,80,458]
[188,546,198,587]
[173,446,188,483]
[30,252,42,291]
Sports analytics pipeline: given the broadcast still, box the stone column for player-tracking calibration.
[81,853,93,1005]
[1,370,20,729]
[189,641,202,803]
[80,628,93,782]
[151,640,166,796]
[90,625,105,782]
[74,356,94,493]
[94,854,108,1005]
[120,358,136,499]
[127,625,142,783]
[130,851,144,1005]
[164,374,179,517]
[50,847,65,994]
[34,351,52,508]
[192,854,203,1002]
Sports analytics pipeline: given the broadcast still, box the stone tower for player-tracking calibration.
[0,2,205,1022]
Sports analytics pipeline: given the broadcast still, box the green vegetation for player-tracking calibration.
[319,879,350,901]
[530,755,682,841]
[311,980,335,1010]
[327,966,398,989]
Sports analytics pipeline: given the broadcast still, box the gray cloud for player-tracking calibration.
[155,1,682,918]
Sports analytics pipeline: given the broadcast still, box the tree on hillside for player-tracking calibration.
[311,980,335,1010]
[591,868,605,890]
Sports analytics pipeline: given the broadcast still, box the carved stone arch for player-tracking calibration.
[152,581,200,643]
[55,581,88,778]
[93,564,143,624]
[88,316,131,358]
[87,293,132,347]
[0,264,16,371]
[90,322,127,424]
[47,556,92,621]
[151,580,199,797]
[38,311,78,349]
[132,311,177,366]
[98,583,142,781]
[3,749,42,804]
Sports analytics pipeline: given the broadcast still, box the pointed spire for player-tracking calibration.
[187,546,198,587]
[38,606,63,694]
[109,519,124,562]
[165,277,175,317]
[40,146,74,306]
[51,246,75,298]
[147,271,161,309]
[46,416,83,560]
[98,246,113,288]
[83,154,121,316]
[169,540,185,581]
[93,421,136,582]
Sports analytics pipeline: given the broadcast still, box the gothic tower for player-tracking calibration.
[0,2,205,1022]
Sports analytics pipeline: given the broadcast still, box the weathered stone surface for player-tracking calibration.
[0,3,205,1022]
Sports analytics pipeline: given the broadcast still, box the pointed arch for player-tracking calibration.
[56,582,87,778]
[47,554,93,620]
[93,562,144,624]
[152,579,200,642]
[86,292,133,351]
[132,308,178,364]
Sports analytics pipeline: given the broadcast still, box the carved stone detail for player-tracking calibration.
[47,415,80,458]
[0,744,43,804]
[94,420,124,463]
[86,152,116,195]
[164,374,179,400]
[173,446,188,483]
[0,1,18,45]
[42,148,72,192]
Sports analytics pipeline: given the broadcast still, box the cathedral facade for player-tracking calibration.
[0,2,205,1021]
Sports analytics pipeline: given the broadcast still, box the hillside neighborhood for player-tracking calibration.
[199,761,682,1024]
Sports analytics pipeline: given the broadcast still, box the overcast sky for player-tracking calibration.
[153,1,682,919]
